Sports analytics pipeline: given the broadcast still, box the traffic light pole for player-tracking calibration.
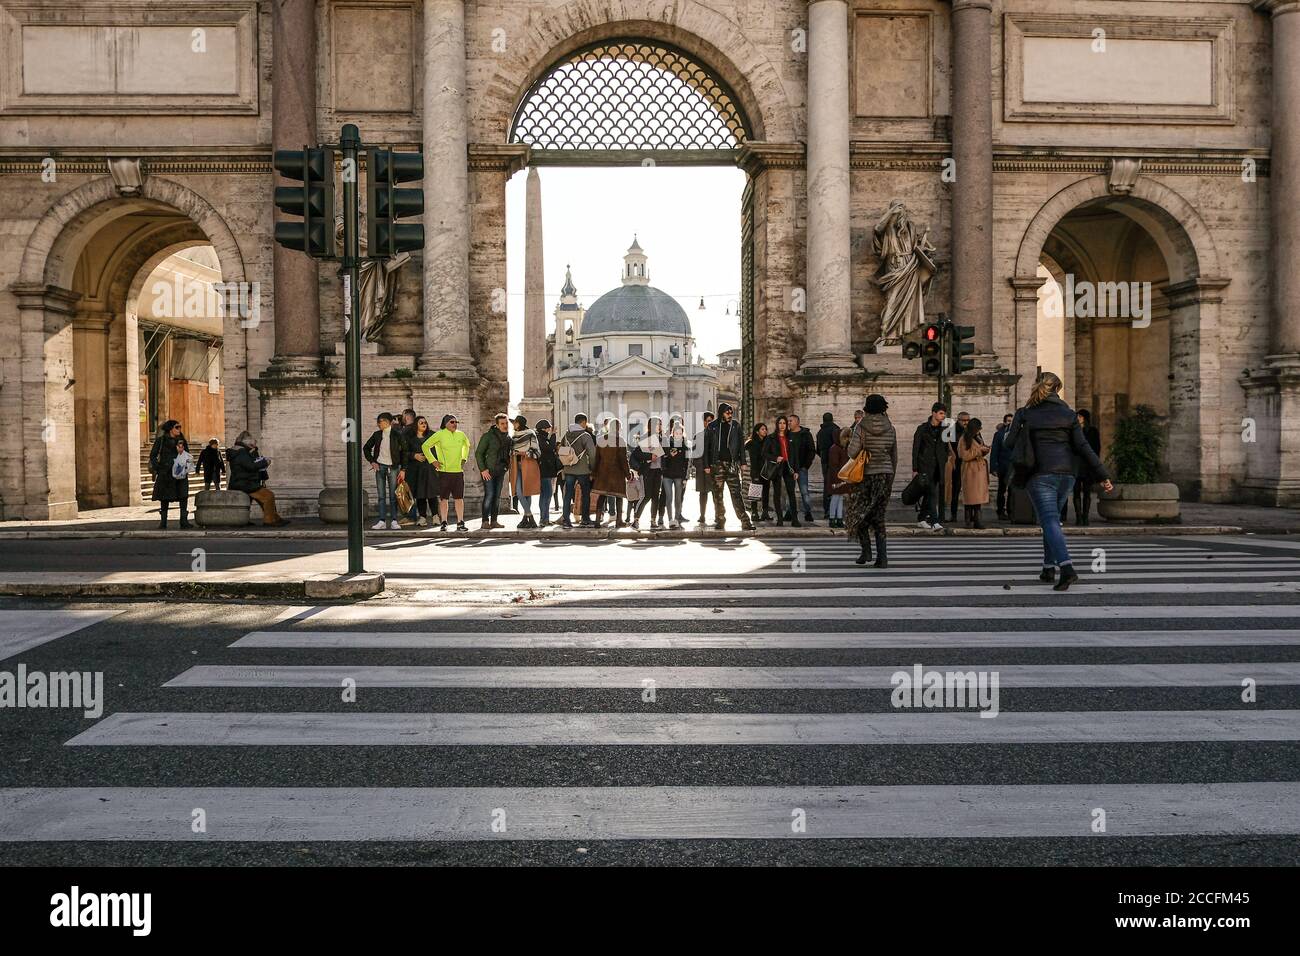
[340,123,365,575]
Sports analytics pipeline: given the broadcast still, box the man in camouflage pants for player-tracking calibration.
[702,402,755,532]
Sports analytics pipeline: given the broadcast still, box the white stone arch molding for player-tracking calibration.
[19,175,247,291]
[485,0,798,149]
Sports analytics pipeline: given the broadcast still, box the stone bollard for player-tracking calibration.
[318,486,372,524]
[194,489,252,527]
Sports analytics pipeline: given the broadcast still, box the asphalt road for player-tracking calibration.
[2,534,1299,865]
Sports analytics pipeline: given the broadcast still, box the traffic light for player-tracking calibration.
[951,323,976,373]
[366,149,425,257]
[920,322,943,376]
[273,148,336,258]
[901,326,924,361]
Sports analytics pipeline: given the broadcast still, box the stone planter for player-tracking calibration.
[318,486,372,524]
[194,490,252,527]
[1097,482,1181,523]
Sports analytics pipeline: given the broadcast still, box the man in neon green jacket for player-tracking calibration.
[422,415,471,531]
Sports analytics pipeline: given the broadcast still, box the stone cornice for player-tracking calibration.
[0,154,272,175]
[948,0,994,11]
[10,283,81,313]
[468,143,530,175]
[1163,276,1232,308]
[1254,1,1300,17]
[738,141,804,172]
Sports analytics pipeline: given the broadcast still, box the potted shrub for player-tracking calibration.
[1096,405,1180,522]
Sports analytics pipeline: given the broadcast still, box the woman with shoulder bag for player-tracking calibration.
[761,416,800,527]
[745,423,771,525]
[1003,372,1114,591]
[844,394,897,567]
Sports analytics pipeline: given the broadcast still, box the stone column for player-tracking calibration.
[949,0,994,352]
[419,0,476,375]
[800,0,857,374]
[1241,1,1300,505]
[270,0,321,373]
[1259,1,1300,354]
[1008,276,1046,407]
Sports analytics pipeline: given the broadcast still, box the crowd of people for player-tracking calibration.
[148,374,1112,587]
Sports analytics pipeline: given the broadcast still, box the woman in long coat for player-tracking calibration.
[591,419,631,528]
[845,394,897,568]
[958,418,991,528]
[509,415,543,529]
[405,415,439,526]
[149,419,191,529]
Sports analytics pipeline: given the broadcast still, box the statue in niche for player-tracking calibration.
[872,199,937,347]
[335,215,411,344]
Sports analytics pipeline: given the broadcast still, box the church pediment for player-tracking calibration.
[598,355,670,380]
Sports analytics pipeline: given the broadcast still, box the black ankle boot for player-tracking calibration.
[855,533,872,566]
[1053,565,1079,591]
[1039,567,1057,583]
[873,530,888,568]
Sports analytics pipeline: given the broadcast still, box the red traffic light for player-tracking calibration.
[924,325,940,342]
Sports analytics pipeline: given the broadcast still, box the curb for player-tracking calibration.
[0,525,1254,540]
[0,572,384,600]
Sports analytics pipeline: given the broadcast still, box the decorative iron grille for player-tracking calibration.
[511,42,749,151]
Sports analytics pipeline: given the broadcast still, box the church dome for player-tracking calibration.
[578,237,692,336]
[581,284,692,336]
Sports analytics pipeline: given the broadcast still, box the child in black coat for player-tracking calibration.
[198,439,225,490]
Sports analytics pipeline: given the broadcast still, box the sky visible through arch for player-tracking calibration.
[505,164,746,411]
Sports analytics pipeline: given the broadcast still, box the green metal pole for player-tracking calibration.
[341,123,365,575]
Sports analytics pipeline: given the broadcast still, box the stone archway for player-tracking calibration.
[11,176,246,518]
[1011,174,1230,498]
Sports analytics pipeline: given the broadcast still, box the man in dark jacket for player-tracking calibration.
[787,414,817,524]
[702,403,755,532]
[815,412,839,519]
[475,413,512,530]
[911,402,947,530]
[363,412,410,529]
[988,413,1014,519]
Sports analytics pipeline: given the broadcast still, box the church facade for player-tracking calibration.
[1,0,1298,519]
[548,240,719,435]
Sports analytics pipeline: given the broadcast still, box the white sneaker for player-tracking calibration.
[930,522,944,532]
[415,517,426,527]
[389,520,401,530]
[917,520,932,530]
[372,520,386,530]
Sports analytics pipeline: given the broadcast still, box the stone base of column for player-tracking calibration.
[516,396,553,426]
[1239,354,1300,506]
[265,354,324,377]
[417,351,480,382]
[796,350,862,377]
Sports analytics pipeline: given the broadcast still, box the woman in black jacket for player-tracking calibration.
[745,423,771,524]
[1003,373,1113,590]
[149,420,190,529]
[761,416,801,527]
[1072,409,1102,526]
[406,415,439,526]
[535,419,561,528]
[659,418,689,530]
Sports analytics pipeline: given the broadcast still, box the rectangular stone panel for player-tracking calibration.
[853,12,931,118]
[332,4,414,113]
[1022,37,1213,106]
[0,2,258,114]
[1004,14,1234,124]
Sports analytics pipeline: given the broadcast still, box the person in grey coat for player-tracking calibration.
[844,394,897,567]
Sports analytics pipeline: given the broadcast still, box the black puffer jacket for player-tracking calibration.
[912,419,946,478]
[661,433,689,480]
[1003,394,1110,480]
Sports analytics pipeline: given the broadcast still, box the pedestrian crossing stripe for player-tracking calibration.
[0,610,121,662]
[231,628,1300,649]
[66,710,1300,747]
[162,662,1300,689]
[292,603,1300,623]
[4,783,1298,840]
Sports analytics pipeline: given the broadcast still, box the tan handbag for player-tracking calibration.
[394,480,414,514]
[837,424,870,484]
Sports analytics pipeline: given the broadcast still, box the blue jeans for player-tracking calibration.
[375,464,398,523]
[829,494,844,519]
[1027,472,1076,569]
[797,467,813,516]
[563,473,592,525]
[539,476,552,524]
[482,472,504,522]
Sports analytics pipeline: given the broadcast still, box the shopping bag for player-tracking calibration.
[746,481,764,501]
[394,480,414,514]
[626,475,644,502]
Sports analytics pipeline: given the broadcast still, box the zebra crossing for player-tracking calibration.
[5,535,1300,856]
